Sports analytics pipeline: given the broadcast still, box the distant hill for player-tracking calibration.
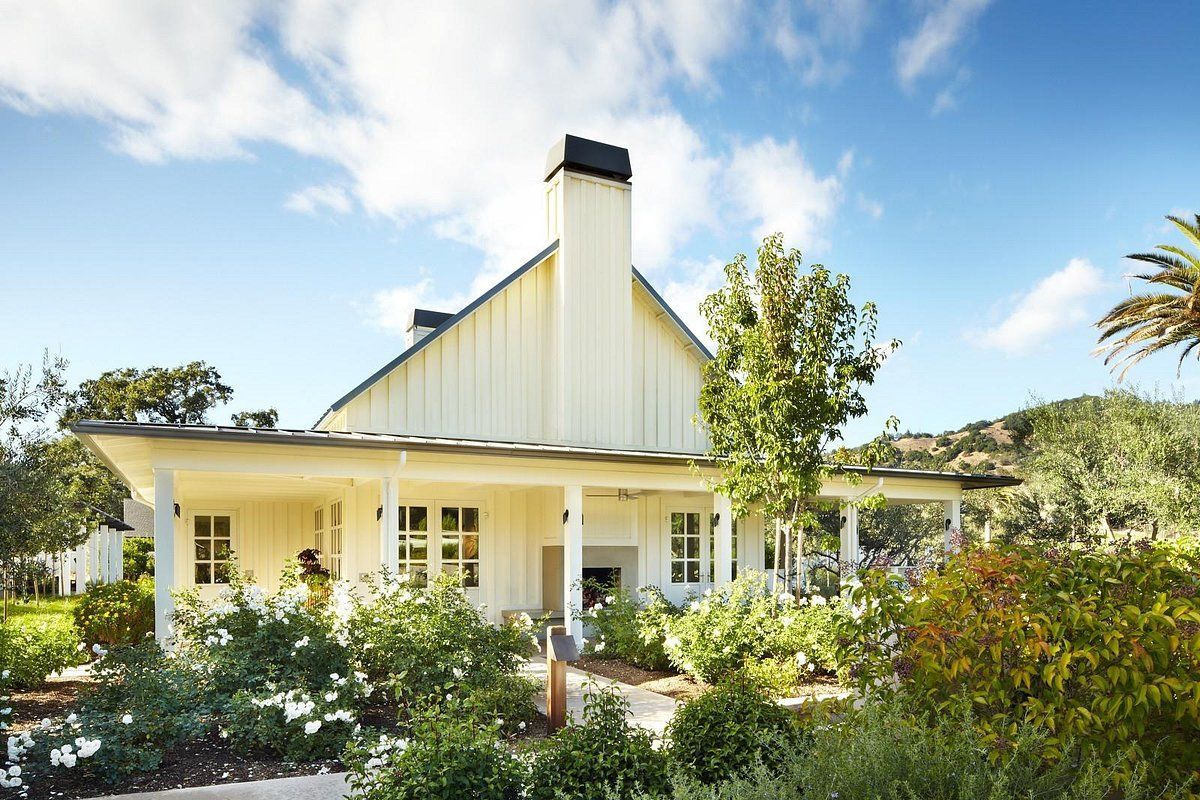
[879,406,1046,475]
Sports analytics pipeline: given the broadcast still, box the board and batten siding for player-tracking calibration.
[333,257,710,454]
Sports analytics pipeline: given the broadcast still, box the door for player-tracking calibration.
[396,500,483,599]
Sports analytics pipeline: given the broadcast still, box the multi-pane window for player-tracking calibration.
[194,514,232,585]
[708,517,740,582]
[313,507,325,565]
[439,506,480,587]
[397,504,430,585]
[328,501,343,580]
[670,511,702,584]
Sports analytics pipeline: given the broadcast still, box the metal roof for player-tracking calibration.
[84,504,135,532]
[71,419,1022,488]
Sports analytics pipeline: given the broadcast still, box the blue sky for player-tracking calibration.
[1,1,1197,444]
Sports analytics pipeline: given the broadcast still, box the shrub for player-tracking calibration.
[662,572,844,685]
[583,585,677,671]
[122,537,154,579]
[459,672,540,736]
[527,683,669,800]
[0,614,82,689]
[840,542,1200,786]
[662,699,1183,800]
[346,703,524,800]
[73,578,155,648]
[348,573,535,701]
[172,575,356,703]
[225,672,372,762]
[665,680,803,784]
[43,642,209,782]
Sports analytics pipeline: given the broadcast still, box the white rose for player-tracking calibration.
[304,720,322,735]
[121,714,133,725]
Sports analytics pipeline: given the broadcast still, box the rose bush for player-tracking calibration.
[839,542,1200,786]
[582,585,677,671]
[73,578,155,648]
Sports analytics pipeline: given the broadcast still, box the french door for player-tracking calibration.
[396,501,482,589]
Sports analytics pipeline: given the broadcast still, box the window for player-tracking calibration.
[708,517,740,582]
[397,504,429,585]
[194,514,232,584]
[328,500,343,580]
[313,507,325,565]
[670,511,702,584]
[439,506,480,587]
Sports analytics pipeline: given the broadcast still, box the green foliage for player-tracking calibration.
[73,578,155,648]
[230,408,279,428]
[347,573,535,702]
[1001,389,1200,543]
[346,703,524,800]
[584,585,678,671]
[172,575,354,702]
[527,684,670,800]
[457,671,540,736]
[0,602,83,688]
[697,232,898,534]
[660,699,1182,800]
[225,677,371,762]
[662,572,845,684]
[63,361,232,425]
[56,642,209,781]
[839,542,1200,786]
[122,537,154,579]
[1096,213,1200,378]
[665,680,802,784]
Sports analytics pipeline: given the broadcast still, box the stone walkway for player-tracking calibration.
[522,657,679,736]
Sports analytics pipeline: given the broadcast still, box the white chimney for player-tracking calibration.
[405,308,452,348]
[543,135,634,446]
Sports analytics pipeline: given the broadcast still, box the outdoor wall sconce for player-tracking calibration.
[712,512,720,526]
[840,515,847,525]
[562,509,569,524]
[944,517,952,529]
[376,506,383,521]
[173,503,180,517]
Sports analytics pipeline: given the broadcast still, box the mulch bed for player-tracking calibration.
[6,680,549,799]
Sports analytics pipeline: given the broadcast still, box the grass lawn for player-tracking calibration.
[4,594,80,628]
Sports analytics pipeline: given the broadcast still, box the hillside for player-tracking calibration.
[881,408,1038,475]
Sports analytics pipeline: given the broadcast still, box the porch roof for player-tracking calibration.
[71,419,1021,490]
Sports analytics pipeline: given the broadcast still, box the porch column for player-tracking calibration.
[563,484,584,645]
[838,502,859,572]
[379,477,399,574]
[153,469,175,643]
[113,530,124,581]
[943,498,962,553]
[73,529,86,594]
[713,492,733,587]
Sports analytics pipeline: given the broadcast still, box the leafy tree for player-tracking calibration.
[64,361,232,425]
[231,408,279,428]
[1096,213,1200,378]
[698,233,899,586]
[998,389,1200,543]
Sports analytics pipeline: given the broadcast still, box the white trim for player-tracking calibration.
[186,508,238,587]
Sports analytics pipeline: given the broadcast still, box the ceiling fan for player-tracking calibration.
[584,488,647,501]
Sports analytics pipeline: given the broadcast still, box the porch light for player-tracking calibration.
[562,509,569,524]
[376,506,383,521]
[173,503,180,518]
[712,512,720,525]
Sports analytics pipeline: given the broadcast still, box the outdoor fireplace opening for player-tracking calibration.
[582,566,621,609]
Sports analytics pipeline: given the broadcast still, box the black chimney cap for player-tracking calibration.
[408,308,454,330]
[545,134,632,183]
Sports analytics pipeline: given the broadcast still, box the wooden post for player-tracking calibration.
[545,624,579,732]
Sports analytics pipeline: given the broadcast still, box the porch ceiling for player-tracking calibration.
[174,471,350,504]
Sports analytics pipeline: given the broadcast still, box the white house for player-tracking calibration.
[73,134,1018,643]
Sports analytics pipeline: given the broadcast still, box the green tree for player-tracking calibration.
[231,408,279,428]
[998,390,1200,543]
[64,361,233,425]
[697,233,898,586]
[1096,213,1200,378]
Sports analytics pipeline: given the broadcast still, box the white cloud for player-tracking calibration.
[977,258,1108,354]
[771,0,872,86]
[856,193,884,220]
[662,258,727,348]
[285,184,352,215]
[931,67,971,116]
[725,138,847,252]
[0,1,857,309]
[367,276,469,337]
[896,0,991,90]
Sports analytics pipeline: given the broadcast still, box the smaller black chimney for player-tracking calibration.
[545,134,632,183]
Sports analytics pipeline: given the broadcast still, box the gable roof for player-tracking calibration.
[314,241,714,428]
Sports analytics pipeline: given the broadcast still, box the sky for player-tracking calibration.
[1,1,1198,445]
